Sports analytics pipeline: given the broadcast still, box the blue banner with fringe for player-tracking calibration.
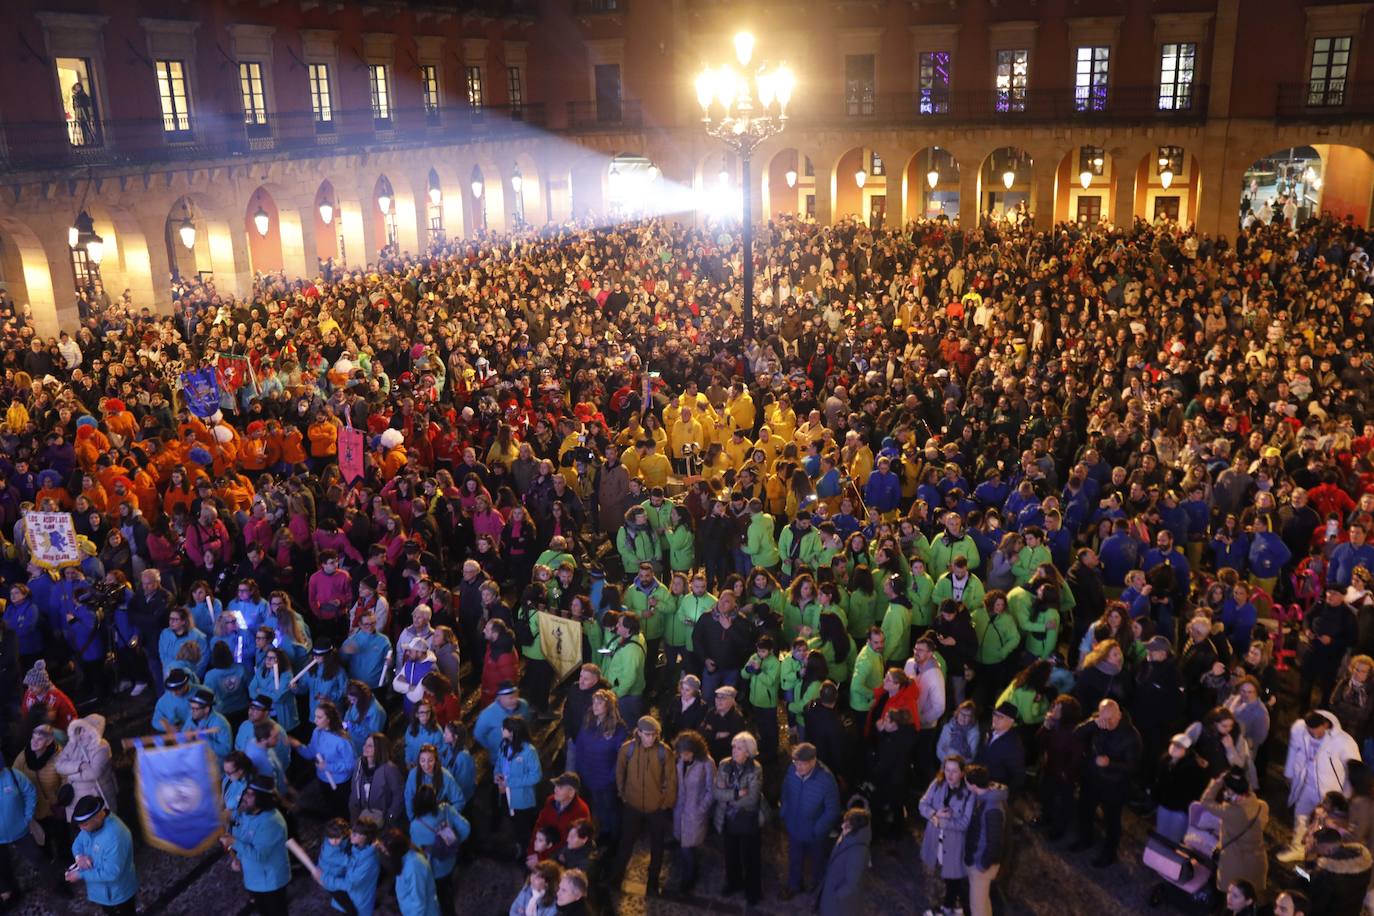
[134,738,224,856]
[180,367,221,419]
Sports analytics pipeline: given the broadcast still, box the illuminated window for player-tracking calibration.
[844,54,876,117]
[55,58,101,148]
[1158,42,1196,111]
[1074,46,1110,112]
[239,62,267,126]
[466,66,484,108]
[918,51,950,114]
[421,65,441,115]
[369,64,391,122]
[155,60,192,134]
[994,49,1028,112]
[508,67,523,112]
[1308,36,1351,106]
[309,63,333,125]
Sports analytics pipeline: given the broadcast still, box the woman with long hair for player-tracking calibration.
[810,612,854,687]
[787,650,830,736]
[572,688,627,848]
[1073,639,1130,712]
[265,591,312,669]
[404,743,462,819]
[404,699,445,767]
[249,647,299,733]
[349,732,405,829]
[409,783,469,915]
[843,564,882,643]
[380,827,439,916]
[670,729,716,897]
[342,680,385,757]
[288,699,356,818]
[917,755,975,914]
[496,716,542,862]
[509,860,562,916]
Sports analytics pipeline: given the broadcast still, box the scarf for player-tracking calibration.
[23,743,56,773]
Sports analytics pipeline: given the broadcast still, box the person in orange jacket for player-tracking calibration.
[239,421,271,473]
[102,397,138,445]
[162,465,198,518]
[35,470,71,510]
[275,421,306,472]
[376,428,408,480]
[78,472,109,513]
[308,411,340,473]
[74,425,109,472]
[215,472,255,514]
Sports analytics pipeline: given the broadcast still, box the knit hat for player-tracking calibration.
[23,661,50,692]
[635,715,661,734]
[72,795,106,823]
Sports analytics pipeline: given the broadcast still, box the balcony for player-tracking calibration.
[813,85,1209,126]
[574,0,627,13]
[1275,81,1374,118]
[566,99,642,130]
[0,103,547,174]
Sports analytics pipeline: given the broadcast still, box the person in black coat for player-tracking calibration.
[864,706,917,840]
[931,600,977,702]
[1132,635,1186,784]
[1301,588,1360,709]
[975,702,1027,792]
[1034,695,1083,840]
[1071,699,1142,867]
[1073,640,1131,713]
[1150,733,1209,842]
[562,663,610,771]
[700,686,749,762]
[1068,549,1106,666]
[804,682,852,789]
[1180,617,1233,722]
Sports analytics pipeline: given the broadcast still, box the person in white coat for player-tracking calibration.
[907,637,947,781]
[1279,710,1360,862]
[54,715,118,820]
[391,637,436,713]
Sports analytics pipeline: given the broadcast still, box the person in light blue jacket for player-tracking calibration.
[203,641,250,720]
[158,607,209,679]
[318,817,381,916]
[234,695,291,776]
[403,701,445,767]
[186,581,223,641]
[341,613,391,689]
[343,682,387,757]
[185,687,233,761]
[495,717,542,861]
[223,774,290,913]
[290,700,357,818]
[67,796,138,912]
[0,761,54,900]
[293,643,349,716]
[221,751,252,816]
[152,668,194,733]
[382,828,440,916]
[508,861,562,916]
[248,648,298,734]
[438,722,476,810]
[474,684,531,759]
[4,584,43,667]
[404,746,463,819]
[408,785,470,909]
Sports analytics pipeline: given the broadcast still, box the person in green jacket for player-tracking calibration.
[927,513,981,577]
[671,572,716,669]
[810,612,855,686]
[849,627,886,715]
[1007,582,1062,660]
[815,582,850,633]
[777,514,823,580]
[616,507,660,580]
[1012,527,1054,587]
[840,567,883,644]
[784,575,822,642]
[603,612,648,723]
[514,587,555,713]
[664,506,696,573]
[640,489,674,540]
[745,569,786,631]
[787,650,827,732]
[995,658,1055,728]
[624,562,670,696]
[740,634,783,762]
[907,557,937,629]
[744,499,780,570]
[878,573,912,664]
[534,536,575,575]
[931,556,987,613]
[970,590,1022,708]
[779,638,807,725]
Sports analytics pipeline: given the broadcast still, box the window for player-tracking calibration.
[994,49,1029,112]
[1158,145,1184,175]
[1080,145,1104,176]
[421,65,440,116]
[918,50,951,114]
[844,54,876,117]
[1308,36,1351,106]
[466,66,484,108]
[594,64,622,122]
[308,63,333,126]
[239,62,267,126]
[1076,196,1102,226]
[368,64,391,122]
[1158,42,1196,111]
[1153,196,1180,221]
[55,57,101,148]
[155,60,192,134]
[804,156,814,177]
[870,151,884,176]
[507,67,523,112]
[1074,46,1110,112]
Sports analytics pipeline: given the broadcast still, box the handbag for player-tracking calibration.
[1143,831,1202,884]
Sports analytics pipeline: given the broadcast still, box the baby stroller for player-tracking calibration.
[1142,803,1221,914]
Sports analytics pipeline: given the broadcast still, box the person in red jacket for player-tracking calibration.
[865,667,921,736]
[525,772,592,865]
[480,619,521,707]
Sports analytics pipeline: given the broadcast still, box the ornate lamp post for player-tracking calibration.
[695,32,794,340]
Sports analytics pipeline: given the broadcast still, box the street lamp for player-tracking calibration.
[785,168,797,188]
[471,179,483,199]
[318,198,334,225]
[253,205,270,237]
[1159,156,1174,190]
[511,167,523,196]
[178,215,196,250]
[428,186,442,207]
[1002,168,1016,190]
[854,168,867,189]
[377,192,392,215]
[696,30,794,340]
[1079,170,1093,190]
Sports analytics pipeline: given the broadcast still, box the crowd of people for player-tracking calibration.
[0,206,1369,916]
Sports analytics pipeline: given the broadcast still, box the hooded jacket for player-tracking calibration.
[1285,710,1361,808]
[54,714,117,819]
[1309,841,1373,916]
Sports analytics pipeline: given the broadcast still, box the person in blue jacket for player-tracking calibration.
[973,470,1009,511]
[863,457,902,515]
[248,648,298,734]
[404,745,463,819]
[184,687,233,762]
[293,642,349,717]
[234,695,290,777]
[779,743,841,899]
[1247,520,1292,592]
[474,683,531,759]
[186,581,223,642]
[403,701,445,767]
[408,784,470,912]
[62,590,108,700]
[0,758,62,901]
[1217,582,1259,658]
[290,700,357,818]
[343,681,387,758]
[1328,521,1374,589]
[381,827,439,916]
[152,668,194,733]
[1143,529,1191,605]
[495,716,543,862]
[317,817,381,916]
[341,611,391,689]
[203,641,250,722]
[222,751,252,817]
[42,566,87,641]
[4,583,43,669]
[438,722,476,808]
[66,795,138,914]
[1209,521,1250,575]
[1097,519,1141,589]
[158,607,209,680]
[223,774,290,916]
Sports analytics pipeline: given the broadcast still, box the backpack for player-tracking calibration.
[423,813,462,860]
[513,604,538,648]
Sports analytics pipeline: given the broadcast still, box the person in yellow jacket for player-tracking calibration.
[841,431,873,484]
[765,396,797,443]
[753,426,783,467]
[668,407,705,470]
[637,439,672,489]
[725,383,755,433]
[723,428,754,471]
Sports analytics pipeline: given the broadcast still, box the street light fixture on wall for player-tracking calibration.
[854,168,867,189]
[471,178,483,199]
[785,168,798,188]
[1079,170,1093,190]
[318,197,334,225]
[177,200,196,250]
[695,30,794,339]
[251,190,270,238]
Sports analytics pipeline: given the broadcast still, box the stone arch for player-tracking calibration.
[0,216,62,336]
[828,145,891,228]
[762,147,817,221]
[1132,146,1203,226]
[904,146,961,221]
[1051,144,1115,226]
[978,146,1035,223]
[83,202,155,308]
[313,179,340,266]
[164,191,245,297]
[1240,144,1374,227]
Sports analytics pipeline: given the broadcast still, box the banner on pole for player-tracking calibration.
[23,511,79,570]
[180,368,221,419]
[134,739,224,856]
[216,355,251,394]
[538,611,584,681]
[339,427,365,484]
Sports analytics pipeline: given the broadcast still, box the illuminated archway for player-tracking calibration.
[1052,145,1114,226]
[244,186,284,275]
[0,217,61,335]
[830,146,890,227]
[905,147,960,221]
[313,180,339,265]
[1239,145,1374,227]
[1134,147,1201,226]
[763,148,815,220]
[979,147,1034,223]
[605,153,662,219]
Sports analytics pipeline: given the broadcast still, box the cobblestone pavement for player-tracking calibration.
[12,682,1301,916]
